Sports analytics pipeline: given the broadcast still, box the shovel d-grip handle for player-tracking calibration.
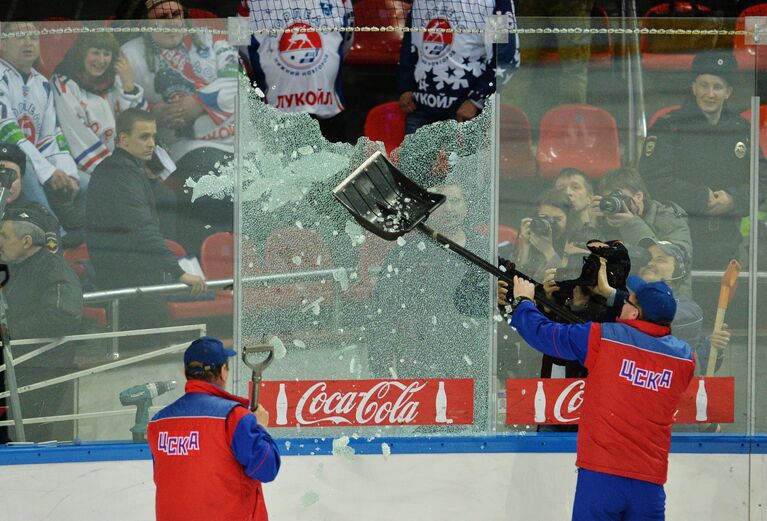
[243,344,275,411]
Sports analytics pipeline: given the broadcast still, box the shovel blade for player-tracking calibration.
[332,151,445,241]
[242,343,275,373]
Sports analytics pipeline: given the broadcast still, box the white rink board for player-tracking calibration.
[0,452,762,520]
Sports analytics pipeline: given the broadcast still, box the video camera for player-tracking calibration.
[553,240,631,301]
[599,190,633,215]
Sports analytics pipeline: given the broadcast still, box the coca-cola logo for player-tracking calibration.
[295,381,427,425]
[553,380,585,423]
[258,379,474,427]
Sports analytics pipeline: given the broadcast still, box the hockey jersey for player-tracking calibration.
[0,59,78,184]
[51,74,148,174]
[397,0,519,118]
[121,33,238,161]
[238,0,354,118]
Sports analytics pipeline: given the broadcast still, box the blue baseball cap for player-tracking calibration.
[626,275,677,324]
[184,336,236,369]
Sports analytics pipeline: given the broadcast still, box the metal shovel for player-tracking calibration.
[242,343,275,411]
[332,151,582,323]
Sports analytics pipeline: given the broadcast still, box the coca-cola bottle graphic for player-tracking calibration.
[534,381,546,423]
[276,383,288,425]
[695,379,708,422]
[435,381,448,423]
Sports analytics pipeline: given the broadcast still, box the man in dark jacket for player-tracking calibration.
[86,108,205,328]
[640,50,763,270]
[0,204,83,442]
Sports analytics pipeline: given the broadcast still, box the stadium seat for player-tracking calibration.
[647,105,681,129]
[200,232,234,280]
[364,101,407,154]
[187,8,218,19]
[36,19,83,78]
[62,244,107,328]
[537,103,621,179]
[473,224,519,248]
[639,2,715,71]
[499,105,537,178]
[262,227,335,308]
[343,233,394,302]
[346,0,411,65]
[734,4,767,70]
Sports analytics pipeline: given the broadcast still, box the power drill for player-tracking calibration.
[119,381,177,441]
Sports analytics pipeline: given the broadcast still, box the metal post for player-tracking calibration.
[109,300,120,360]
[2,333,24,441]
[489,93,501,434]
[748,96,760,437]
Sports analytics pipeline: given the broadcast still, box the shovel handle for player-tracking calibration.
[242,344,275,411]
[416,223,584,324]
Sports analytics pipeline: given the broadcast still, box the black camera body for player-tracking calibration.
[599,190,633,215]
[553,240,631,301]
[0,167,18,190]
[529,215,554,236]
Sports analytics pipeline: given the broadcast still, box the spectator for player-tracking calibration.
[507,0,594,107]
[86,108,205,328]
[0,143,61,253]
[0,21,86,248]
[0,204,83,442]
[120,0,238,252]
[52,33,150,174]
[397,0,519,134]
[640,50,763,270]
[590,167,693,296]
[514,188,572,281]
[147,336,280,521]
[554,167,599,258]
[238,0,354,143]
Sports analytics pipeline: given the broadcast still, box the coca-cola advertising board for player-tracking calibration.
[257,379,474,427]
[505,377,735,425]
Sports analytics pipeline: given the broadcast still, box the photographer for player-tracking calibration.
[590,167,693,297]
[514,189,572,281]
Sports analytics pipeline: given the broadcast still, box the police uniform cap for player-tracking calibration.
[691,51,737,85]
[4,204,58,237]
[0,143,26,173]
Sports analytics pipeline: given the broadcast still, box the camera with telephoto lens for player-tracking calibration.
[0,167,18,189]
[529,215,554,237]
[599,190,633,215]
[553,240,631,301]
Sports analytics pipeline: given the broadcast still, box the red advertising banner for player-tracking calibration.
[256,379,474,427]
[505,377,735,425]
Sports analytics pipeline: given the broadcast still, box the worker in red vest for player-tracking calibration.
[147,336,280,521]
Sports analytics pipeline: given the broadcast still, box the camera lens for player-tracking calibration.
[599,196,623,214]
[529,216,552,236]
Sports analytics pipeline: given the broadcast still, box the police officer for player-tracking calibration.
[640,50,760,270]
[147,337,280,521]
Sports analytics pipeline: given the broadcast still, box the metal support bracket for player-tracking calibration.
[484,14,511,45]
[228,16,251,46]
[746,17,767,46]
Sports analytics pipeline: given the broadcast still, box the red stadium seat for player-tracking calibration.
[36,19,83,78]
[647,105,681,129]
[164,239,187,257]
[364,101,407,154]
[499,105,537,178]
[537,104,621,179]
[62,244,107,328]
[200,232,234,280]
[734,4,767,70]
[639,2,714,71]
[187,8,218,19]
[343,233,394,302]
[346,0,411,65]
[474,224,519,248]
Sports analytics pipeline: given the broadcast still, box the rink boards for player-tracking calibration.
[0,435,765,520]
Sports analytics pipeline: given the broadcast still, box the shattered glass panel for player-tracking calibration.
[198,76,498,437]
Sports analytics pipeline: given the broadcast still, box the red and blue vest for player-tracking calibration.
[147,381,271,521]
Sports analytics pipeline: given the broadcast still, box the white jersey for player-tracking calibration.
[0,59,77,184]
[239,0,354,118]
[51,74,148,174]
[122,33,238,161]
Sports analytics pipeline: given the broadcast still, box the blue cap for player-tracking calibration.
[626,275,677,324]
[184,336,236,369]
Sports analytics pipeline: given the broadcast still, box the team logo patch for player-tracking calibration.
[423,19,454,60]
[644,136,657,157]
[278,23,324,71]
[734,141,746,159]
